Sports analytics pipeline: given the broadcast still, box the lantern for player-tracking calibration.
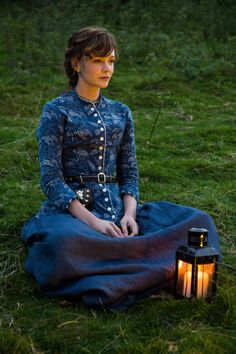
[175,228,219,300]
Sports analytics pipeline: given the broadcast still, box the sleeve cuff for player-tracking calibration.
[65,195,78,210]
[120,188,139,201]
[55,191,77,211]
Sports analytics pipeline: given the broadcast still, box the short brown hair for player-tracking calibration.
[64,26,118,87]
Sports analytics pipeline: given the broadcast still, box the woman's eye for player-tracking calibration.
[93,59,115,64]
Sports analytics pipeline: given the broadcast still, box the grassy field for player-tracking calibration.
[0,1,236,353]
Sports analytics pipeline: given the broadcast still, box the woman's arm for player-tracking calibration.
[120,194,139,236]
[123,194,137,219]
[116,106,139,236]
[116,106,139,202]
[36,102,77,210]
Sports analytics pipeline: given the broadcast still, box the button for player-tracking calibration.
[100,127,104,131]
[104,198,109,202]
[94,113,98,117]
[98,166,102,171]
[99,155,103,160]
[99,184,103,187]
[103,188,107,192]
[99,146,103,150]
[97,120,102,124]
[100,137,104,141]
[111,215,116,219]
[107,207,111,211]
[91,107,95,111]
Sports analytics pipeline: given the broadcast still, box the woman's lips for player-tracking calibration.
[100,77,110,80]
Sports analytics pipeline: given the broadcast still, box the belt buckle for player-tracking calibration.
[97,172,106,183]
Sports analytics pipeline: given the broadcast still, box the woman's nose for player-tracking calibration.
[102,61,110,72]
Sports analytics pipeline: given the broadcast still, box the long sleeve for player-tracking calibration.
[116,107,139,201]
[36,102,77,211]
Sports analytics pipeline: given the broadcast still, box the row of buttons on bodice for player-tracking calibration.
[90,104,116,221]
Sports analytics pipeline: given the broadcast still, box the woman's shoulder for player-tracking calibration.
[103,96,131,113]
[42,90,76,111]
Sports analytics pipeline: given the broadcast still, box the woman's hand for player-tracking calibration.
[120,214,139,237]
[120,194,138,236]
[68,199,124,237]
[91,219,125,238]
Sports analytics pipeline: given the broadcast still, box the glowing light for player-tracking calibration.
[197,265,210,298]
[183,264,192,298]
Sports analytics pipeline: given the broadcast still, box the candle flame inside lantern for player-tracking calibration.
[183,264,192,298]
[177,261,213,298]
[196,264,215,298]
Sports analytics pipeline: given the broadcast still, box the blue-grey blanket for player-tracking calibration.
[21,201,221,310]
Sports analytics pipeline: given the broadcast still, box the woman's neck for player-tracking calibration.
[75,83,100,102]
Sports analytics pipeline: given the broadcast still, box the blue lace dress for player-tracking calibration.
[21,89,221,310]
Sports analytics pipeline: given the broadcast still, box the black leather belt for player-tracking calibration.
[64,173,117,184]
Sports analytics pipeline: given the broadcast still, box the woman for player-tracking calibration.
[21,26,221,310]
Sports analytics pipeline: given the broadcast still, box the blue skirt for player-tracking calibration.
[21,201,221,310]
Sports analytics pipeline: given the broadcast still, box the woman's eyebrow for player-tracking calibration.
[93,55,116,59]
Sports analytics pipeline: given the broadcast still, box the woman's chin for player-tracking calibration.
[98,83,109,89]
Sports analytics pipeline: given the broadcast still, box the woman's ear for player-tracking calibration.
[71,57,80,72]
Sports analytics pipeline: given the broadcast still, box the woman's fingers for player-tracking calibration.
[120,220,128,237]
[100,220,139,238]
[107,223,124,238]
[111,223,124,237]
[120,218,139,237]
[127,220,139,236]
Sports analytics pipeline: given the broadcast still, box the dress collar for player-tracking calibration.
[71,88,104,106]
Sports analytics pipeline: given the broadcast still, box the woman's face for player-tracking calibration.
[77,49,116,89]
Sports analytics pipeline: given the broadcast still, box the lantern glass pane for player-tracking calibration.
[196,263,215,298]
[176,260,193,298]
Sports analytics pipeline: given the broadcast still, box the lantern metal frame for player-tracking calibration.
[175,228,219,300]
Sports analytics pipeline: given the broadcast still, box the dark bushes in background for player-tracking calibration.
[0,0,235,81]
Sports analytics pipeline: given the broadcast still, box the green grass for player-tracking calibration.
[1,1,236,353]
[0,66,235,353]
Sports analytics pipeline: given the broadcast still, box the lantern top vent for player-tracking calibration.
[188,228,208,248]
